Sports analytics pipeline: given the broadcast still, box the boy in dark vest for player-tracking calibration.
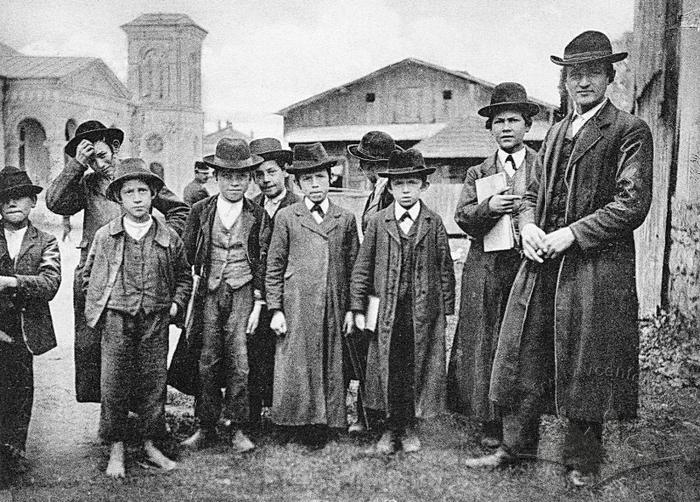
[179,138,271,452]
[351,149,455,454]
[0,167,61,487]
[83,158,192,478]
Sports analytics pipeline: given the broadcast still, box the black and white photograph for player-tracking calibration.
[0,0,698,500]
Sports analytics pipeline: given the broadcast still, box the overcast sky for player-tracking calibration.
[0,0,634,137]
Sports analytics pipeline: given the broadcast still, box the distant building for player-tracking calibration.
[203,121,251,156]
[278,58,556,188]
[0,13,206,196]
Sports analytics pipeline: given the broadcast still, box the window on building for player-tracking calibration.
[365,92,376,103]
[443,90,453,100]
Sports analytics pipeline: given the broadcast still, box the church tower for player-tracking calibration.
[122,13,207,194]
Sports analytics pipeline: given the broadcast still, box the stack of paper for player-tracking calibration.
[475,172,515,252]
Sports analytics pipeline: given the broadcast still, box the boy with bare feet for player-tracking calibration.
[83,159,191,478]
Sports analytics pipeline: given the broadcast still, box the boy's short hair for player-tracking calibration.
[485,109,534,130]
[388,174,428,186]
[110,176,159,202]
[294,166,332,183]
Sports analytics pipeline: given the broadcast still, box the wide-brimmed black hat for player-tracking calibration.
[287,143,337,174]
[377,149,435,178]
[551,30,627,66]
[64,120,124,159]
[0,166,43,201]
[203,138,263,172]
[347,131,403,162]
[478,82,541,118]
[249,138,292,166]
[106,158,164,202]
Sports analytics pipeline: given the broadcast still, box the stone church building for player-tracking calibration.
[0,13,206,196]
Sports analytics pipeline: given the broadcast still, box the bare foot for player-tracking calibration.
[144,440,177,471]
[106,442,125,479]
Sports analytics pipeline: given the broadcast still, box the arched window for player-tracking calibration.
[17,118,50,186]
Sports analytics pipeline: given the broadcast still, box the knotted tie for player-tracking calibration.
[311,203,325,219]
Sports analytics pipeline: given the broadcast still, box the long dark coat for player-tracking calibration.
[490,101,654,422]
[0,222,61,355]
[265,201,359,427]
[447,147,540,420]
[350,202,455,418]
[167,195,270,395]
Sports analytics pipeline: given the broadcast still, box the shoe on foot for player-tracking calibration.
[180,429,212,450]
[231,430,255,453]
[463,446,517,468]
[371,431,395,455]
[401,428,421,453]
[480,436,501,449]
[348,421,366,434]
[567,469,596,488]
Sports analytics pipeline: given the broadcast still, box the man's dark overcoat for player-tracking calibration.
[489,101,653,422]
[447,146,540,420]
[350,202,455,418]
[167,195,270,395]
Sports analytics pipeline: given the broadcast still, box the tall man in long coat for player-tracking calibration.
[465,31,653,487]
[46,120,188,403]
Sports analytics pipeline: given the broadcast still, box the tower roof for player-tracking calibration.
[121,13,207,35]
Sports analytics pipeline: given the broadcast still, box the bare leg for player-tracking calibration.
[106,442,125,479]
[144,440,177,471]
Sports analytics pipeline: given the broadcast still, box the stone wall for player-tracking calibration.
[668,198,700,320]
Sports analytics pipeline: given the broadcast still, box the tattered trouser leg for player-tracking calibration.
[0,342,33,452]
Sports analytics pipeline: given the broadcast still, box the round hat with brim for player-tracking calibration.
[287,143,337,174]
[478,82,541,118]
[347,130,404,162]
[204,137,263,172]
[0,166,43,201]
[65,120,124,159]
[377,149,435,178]
[106,158,164,202]
[551,30,627,66]
[249,137,292,166]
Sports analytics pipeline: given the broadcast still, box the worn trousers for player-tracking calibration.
[99,309,169,443]
[0,342,33,452]
[500,257,603,474]
[197,282,253,430]
[387,298,415,431]
[247,305,275,424]
[74,255,102,403]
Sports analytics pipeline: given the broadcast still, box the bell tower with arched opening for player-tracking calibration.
[122,13,206,194]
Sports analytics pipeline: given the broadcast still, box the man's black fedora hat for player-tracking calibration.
[377,149,435,178]
[249,137,292,166]
[64,120,124,159]
[478,82,541,118]
[203,138,263,171]
[551,30,627,66]
[287,143,337,174]
[0,166,43,201]
[347,131,403,162]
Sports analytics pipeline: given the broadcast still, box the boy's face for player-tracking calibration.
[297,169,330,203]
[388,176,427,208]
[0,195,36,227]
[119,178,153,223]
[254,160,287,199]
[491,109,529,153]
[359,159,381,184]
[216,169,251,203]
[89,140,115,176]
[194,170,209,183]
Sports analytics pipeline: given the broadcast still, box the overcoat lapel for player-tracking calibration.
[239,201,256,243]
[383,203,401,245]
[15,224,38,265]
[540,117,571,225]
[414,202,432,247]
[320,202,341,235]
[295,203,328,237]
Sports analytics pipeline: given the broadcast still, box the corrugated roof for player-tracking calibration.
[0,42,21,57]
[285,123,447,143]
[0,55,95,79]
[121,13,207,34]
[414,118,550,159]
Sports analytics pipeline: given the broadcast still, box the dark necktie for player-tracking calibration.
[311,203,325,219]
[505,154,516,171]
[399,211,412,223]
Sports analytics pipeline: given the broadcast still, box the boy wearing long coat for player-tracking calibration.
[266,143,359,437]
[351,149,455,454]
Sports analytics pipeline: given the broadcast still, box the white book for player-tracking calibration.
[475,172,515,252]
[365,295,380,332]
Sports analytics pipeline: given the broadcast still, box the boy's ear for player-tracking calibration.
[421,181,430,191]
[30,195,38,208]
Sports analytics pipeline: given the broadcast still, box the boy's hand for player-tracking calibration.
[169,302,178,317]
[354,313,366,332]
[343,311,355,336]
[0,330,12,344]
[488,187,521,214]
[75,139,95,167]
[541,227,575,259]
[270,311,287,336]
[0,276,18,290]
[246,302,263,334]
[521,224,546,263]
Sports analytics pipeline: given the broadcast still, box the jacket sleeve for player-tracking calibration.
[182,203,201,270]
[170,234,193,312]
[518,140,547,233]
[437,219,456,316]
[344,215,360,310]
[15,234,61,301]
[350,214,378,312]
[265,210,289,312]
[81,230,101,297]
[569,119,654,250]
[45,157,88,216]
[153,185,189,237]
[255,210,272,299]
[454,165,501,238]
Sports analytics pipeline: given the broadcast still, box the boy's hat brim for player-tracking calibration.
[64,120,124,158]
[0,166,43,201]
[377,166,435,178]
[0,184,43,201]
[105,158,164,202]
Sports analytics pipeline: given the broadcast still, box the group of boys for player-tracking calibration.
[0,29,652,490]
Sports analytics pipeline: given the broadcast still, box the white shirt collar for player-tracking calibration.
[497,147,526,171]
[394,201,421,221]
[572,98,608,127]
[216,195,244,229]
[123,215,153,241]
[266,188,287,205]
[304,196,329,213]
[4,225,28,260]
